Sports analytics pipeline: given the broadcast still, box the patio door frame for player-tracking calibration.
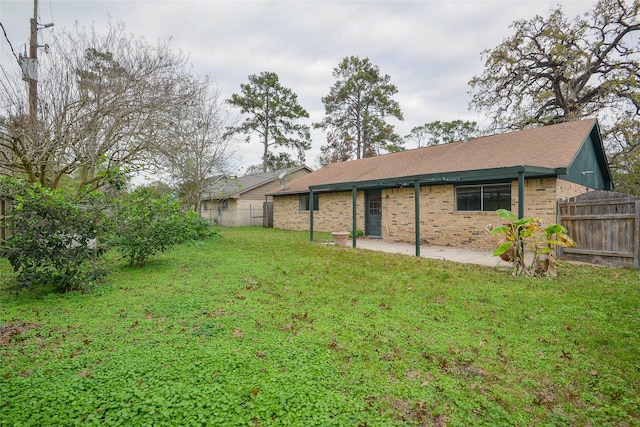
[365,189,382,238]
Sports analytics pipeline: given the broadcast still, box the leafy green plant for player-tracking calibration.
[490,209,576,276]
[177,210,220,242]
[111,188,211,266]
[348,229,364,238]
[0,179,109,292]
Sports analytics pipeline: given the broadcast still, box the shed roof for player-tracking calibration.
[275,118,601,195]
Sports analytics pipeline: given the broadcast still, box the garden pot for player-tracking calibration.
[332,231,350,247]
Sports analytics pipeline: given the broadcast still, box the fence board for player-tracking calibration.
[263,202,273,228]
[1,195,12,243]
[558,191,639,267]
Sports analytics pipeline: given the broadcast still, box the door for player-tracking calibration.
[365,189,382,237]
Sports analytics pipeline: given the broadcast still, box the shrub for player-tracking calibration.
[178,210,219,242]
[0,179,109,292]
[111,188,213,266]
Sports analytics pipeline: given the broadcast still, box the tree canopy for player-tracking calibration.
[316,56,403,163]
[468,0,639,192]
[469,0,639,130]
[226,71,311,173]
[404,120,481,148]
[0,22,202,193]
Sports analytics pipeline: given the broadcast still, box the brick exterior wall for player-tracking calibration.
[556,179,592,202]
[273,178,590,250]
[273,191,366,232]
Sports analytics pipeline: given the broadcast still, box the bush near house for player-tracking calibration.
[0,179,109,292]
[0,180,218,292]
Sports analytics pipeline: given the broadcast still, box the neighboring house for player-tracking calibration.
[270,119,612,250]
[201,165,313,227]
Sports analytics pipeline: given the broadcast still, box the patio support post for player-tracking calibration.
[352,186,357,248]
[309,189,314,241]
[518,170,525,219]
[414,181,420,257]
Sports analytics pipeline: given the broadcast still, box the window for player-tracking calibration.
[456,184,511,212]
[299,194,319,211]
[218,199,228,212]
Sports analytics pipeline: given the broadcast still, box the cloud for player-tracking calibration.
[1,0,597,170]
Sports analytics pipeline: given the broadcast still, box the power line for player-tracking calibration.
[0,21,20,65]
[47,0,54,29]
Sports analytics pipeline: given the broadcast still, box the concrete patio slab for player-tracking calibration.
[345,238,507,267]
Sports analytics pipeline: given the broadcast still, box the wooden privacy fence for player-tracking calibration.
[558,190,640,268]
[1,195,12,243]
[263,202,273,228]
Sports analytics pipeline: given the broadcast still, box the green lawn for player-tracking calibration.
[1,227,638,426]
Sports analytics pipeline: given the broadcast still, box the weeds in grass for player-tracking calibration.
[1,227,638,426]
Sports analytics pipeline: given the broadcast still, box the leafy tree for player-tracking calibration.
[404,120,481,148]
[245,152,302,174]
[0,178,109,292]
[154,82,235,212]
[468,0,640,192]
[227,72,311,173]
[142,180,175,197]
[610,148,640,196]
[316,56,404,162]
[607,117,640,195]
[469,0,639,131]
[0,22,199,193]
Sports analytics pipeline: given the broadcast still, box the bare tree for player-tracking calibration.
[153,81,236,212]
[0,21,198,192]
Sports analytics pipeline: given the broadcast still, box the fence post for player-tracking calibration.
[635,200,640,268]
[0,196,12,243]
[557,198,564,258]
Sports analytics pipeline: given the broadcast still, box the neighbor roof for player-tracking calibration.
[204,166,310,198]
[275,118,601,195]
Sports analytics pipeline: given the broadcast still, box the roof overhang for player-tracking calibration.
[303,165,566,194]
[202,193,240,200]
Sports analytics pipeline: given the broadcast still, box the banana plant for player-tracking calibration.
[490,209,576,276]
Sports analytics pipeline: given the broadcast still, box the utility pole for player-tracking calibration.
[20,0,52,145]
[28,0,38,133]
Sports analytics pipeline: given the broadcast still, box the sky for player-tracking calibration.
[1,0,597,174]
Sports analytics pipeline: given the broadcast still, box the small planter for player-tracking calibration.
[332,231,350,247]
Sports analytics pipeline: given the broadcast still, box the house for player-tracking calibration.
[270,119,612,251]
[200,165,312,227]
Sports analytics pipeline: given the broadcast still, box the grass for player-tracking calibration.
[1,227,639,426]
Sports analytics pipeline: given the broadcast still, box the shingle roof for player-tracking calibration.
[277,119,598,195]
[205,166,307,198]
